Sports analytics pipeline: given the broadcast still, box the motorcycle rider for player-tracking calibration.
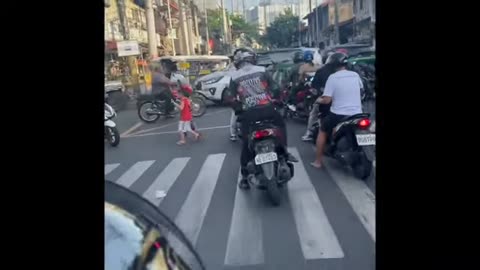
[225,47,298,189]
[301,52,336,141]
[311,52,364,168]
[287,51,321,111]
[150,60,177,117]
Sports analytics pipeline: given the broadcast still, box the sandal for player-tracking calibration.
[176,141,186,145]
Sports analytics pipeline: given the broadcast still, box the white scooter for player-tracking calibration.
[105,98,120,147]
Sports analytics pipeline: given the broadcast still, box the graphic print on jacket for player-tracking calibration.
[230,64,273,110]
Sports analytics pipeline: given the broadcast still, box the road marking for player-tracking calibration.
[116,160,155,188]
[310,145,376,241]
[174,154,226,245]
[142,158,190,206]
[323,157,376,241]
[287,147,344,259]
[128,109,230,136]
[125,125,230,138]
[224,171,264,266]
[120,122,143,137]
[105,164,120,175]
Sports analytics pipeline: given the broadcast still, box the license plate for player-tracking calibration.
[356,134,376,146]
[254,152,278,165]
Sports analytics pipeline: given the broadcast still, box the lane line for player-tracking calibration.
[224,171,264,266]
[120,122,143,137]
[116,160,155,188]
[174,154,226,245]
[105,164,120,175]
[287,147,344,259]
[142,158,190,206]
[125,125,230,138]
[323,157,376,241]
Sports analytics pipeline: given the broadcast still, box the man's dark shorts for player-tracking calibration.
[320,112,348,134]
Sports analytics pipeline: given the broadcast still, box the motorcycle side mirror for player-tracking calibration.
[105,181,205,270]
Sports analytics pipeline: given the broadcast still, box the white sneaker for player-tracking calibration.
[301,135,313,141]
[287,104,297,112]
[230,135,238,141]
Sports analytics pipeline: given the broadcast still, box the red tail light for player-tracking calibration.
[358,118,371,129]
[254,129,273,139]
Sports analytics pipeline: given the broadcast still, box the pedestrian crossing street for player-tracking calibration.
[105,147,376,267]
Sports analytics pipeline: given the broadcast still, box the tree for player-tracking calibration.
[207,9,259,44]
[263,8,299,48]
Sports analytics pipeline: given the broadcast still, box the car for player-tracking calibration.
[194,63,236,104]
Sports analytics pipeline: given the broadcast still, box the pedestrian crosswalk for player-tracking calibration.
[105,147,375,268]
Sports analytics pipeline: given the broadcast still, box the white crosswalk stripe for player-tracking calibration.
[116,160,155,188]
[142,157,190,206]
[104,163,119,175]
[105,148,375,266]
[287,147,344,259]
[224,171,264,266]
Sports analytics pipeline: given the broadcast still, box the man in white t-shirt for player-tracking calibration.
[311,52,364,168]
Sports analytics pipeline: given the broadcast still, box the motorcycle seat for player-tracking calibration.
[340,113,370,122]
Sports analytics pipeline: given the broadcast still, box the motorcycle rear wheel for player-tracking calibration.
[191,96,207,117]
[353,155,372,180]
[266,176,281,206]
[138,101,160,123]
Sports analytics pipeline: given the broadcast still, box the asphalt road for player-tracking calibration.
[105,105,376,270]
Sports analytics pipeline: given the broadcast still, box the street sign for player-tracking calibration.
[168,29,177,39]
[117,41,141,57]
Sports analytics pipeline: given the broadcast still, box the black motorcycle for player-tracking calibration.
[310,105,375,180]
[137,86,207,123]
[243,118,295,206]
[283,76,318,120]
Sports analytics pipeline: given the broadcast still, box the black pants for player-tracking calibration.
[155,90,174,114]
[240,105,287,177]
[320,111,348,135]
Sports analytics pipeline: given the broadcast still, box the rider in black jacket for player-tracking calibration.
[225,48,298,189]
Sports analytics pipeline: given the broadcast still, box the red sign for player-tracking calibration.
[208,39,214,50]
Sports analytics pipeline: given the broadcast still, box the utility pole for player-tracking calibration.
[166,0,176,55]
[298,0,301,46]
[221,0,229,54]
[186,2,196,54]
[145,0,158,58]
[242,0,246,19]
[204,0,210,55]
[179,0,191,55]
[333,0,340,45]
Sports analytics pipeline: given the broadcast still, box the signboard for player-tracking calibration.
[117,41,141,57]
[328,1,354,26]
[168,29,177,39]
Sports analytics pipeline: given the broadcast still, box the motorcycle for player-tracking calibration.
[283,76,318,120]
[310,104,375,180]
[243,118,295,206]
[137,83,207,123]
[105,101,120,147]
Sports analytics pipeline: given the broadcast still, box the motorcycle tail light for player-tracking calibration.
[358,118,371,129]
[254,129,274,139]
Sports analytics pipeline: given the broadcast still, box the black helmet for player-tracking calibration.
[233,47,257,68]
[327,52,349,68]
[292,51,304,63]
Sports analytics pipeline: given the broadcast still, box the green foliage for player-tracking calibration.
[262,8,299,48]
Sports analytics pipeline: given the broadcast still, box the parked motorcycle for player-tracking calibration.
[310,105,375,180]
[283,76,318,120]
[105,101,120,147]
[137,84,207,123]
[243,119,295,206]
